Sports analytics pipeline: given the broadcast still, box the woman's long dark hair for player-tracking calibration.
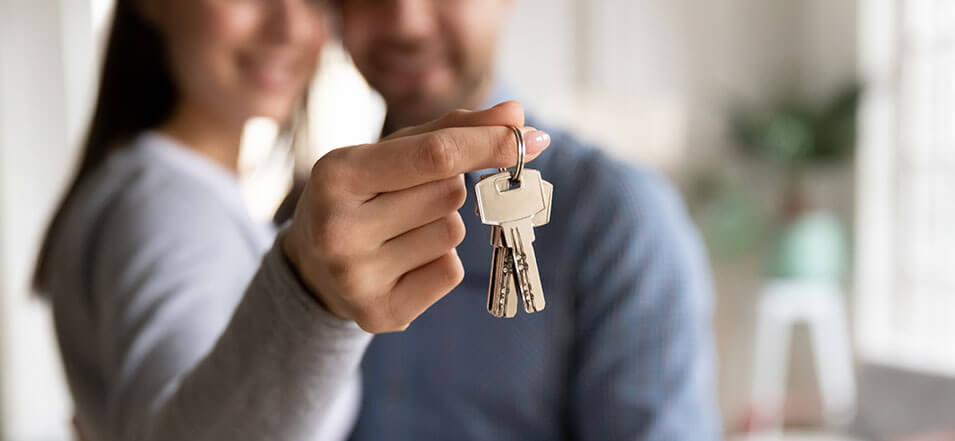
[33,1,178,292]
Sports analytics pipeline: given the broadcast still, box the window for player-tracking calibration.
[857,0,955,375]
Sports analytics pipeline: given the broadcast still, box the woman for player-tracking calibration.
[33,0,551,439]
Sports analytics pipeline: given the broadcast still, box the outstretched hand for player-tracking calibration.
[282,101,551,333]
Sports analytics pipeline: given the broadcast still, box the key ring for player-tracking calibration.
[498,126,525,184]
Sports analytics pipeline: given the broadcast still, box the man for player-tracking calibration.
[339,0,721,439]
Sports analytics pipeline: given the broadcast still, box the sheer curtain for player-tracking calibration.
[857,0,955,376]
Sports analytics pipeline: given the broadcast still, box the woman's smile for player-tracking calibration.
[237,52,306,94]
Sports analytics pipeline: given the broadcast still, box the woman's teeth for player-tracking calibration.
[247,59,297,89]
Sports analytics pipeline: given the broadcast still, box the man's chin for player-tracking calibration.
[385,92,459,128]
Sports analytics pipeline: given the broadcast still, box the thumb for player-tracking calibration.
[382,101,526,141]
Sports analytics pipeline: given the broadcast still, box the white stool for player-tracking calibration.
[748,279,857,438]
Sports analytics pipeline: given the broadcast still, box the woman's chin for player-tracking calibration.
[242,100,299,125]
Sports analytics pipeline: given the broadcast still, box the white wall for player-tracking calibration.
[497,0,695,170]
[497,0,858,173]
[0,0,99,439]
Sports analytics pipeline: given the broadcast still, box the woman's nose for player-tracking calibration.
[263,0,324,45]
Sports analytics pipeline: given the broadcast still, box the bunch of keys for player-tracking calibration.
[474,127,553,318]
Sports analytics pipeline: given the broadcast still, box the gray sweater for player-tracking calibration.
[44,132,371,441]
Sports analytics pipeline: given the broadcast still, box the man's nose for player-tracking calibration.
[389,0,439,41]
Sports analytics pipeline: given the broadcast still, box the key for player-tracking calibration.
[487,227,518,318]
[478,171,552,316]
[479,173,552,227]
[533,180,553,226]
[477,170,552,317]
[478,172,540,317]
[486,181,547,317]
[502,218,545,313]
[488,179,550,316]
[476,169,548,314]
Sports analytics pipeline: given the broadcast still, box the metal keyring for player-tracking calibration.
[506,126,525,183]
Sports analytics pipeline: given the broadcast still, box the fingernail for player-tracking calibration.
[523,130,551,154]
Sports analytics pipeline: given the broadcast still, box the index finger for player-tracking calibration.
[348,125,551,194]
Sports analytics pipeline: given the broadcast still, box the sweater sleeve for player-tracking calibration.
[90,175,371,441]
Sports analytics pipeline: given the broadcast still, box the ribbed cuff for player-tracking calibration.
[255,231,372,350]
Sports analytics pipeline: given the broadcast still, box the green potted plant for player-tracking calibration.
[730,84,861,281]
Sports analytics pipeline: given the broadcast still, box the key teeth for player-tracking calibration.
[521,291,546,314]
[524,298,546,314]
[486,306,517,319]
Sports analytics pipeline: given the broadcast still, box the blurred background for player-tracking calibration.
[1,0,953,440]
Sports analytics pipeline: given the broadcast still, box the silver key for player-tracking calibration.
[480,172,553,228]
[487,227,518,318]
[475,170,546,225]
[479,171,548,316]
[476,169,548,314]
[484,178,551,317]
[502,220,545,313]
[533,180,553,226]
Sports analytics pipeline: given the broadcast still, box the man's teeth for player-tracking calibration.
[388,55,433,71]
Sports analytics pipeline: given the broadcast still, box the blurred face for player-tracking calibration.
[341,0,512,127]
[140,0,331,125]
